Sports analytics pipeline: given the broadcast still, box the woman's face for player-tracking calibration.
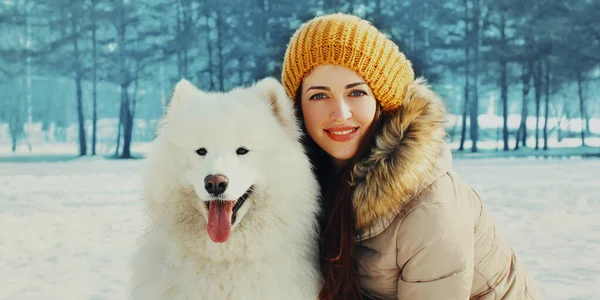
[301,64,377,167]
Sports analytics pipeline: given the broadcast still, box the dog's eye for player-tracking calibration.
[236,147,249,155]
[196,148,207,156]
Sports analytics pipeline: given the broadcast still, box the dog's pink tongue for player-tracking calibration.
[207,201,234,243]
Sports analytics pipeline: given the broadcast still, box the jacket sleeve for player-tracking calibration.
[396,202,474,300]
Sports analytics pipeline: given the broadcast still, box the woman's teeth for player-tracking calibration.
[329,129,355,135]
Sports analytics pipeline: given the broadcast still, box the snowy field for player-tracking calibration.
[1,156,599,300]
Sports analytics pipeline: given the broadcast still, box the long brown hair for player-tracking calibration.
[294,85,383,300]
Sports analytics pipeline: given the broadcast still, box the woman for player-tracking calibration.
[280,13,543,300]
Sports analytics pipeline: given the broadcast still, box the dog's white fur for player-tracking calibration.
[130,78,321,299]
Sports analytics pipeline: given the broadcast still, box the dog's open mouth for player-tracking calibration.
[204,185,254,243]
[204,185,254,226]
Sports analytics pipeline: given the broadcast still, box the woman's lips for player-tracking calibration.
[324,126,359,142]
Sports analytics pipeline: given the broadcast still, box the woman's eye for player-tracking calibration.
[349,90,367,97]
[308,93,327,100]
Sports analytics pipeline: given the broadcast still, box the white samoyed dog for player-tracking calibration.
[130,78,322,300]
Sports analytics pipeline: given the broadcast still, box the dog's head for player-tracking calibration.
[155,77,301,244]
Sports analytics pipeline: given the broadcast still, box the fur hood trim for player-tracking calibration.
[351,78,451,241]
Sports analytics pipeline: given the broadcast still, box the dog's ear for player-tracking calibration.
[167,78,203,110]
[253,77,299,139]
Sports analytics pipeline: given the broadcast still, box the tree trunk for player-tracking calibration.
[121,84,133,159]
[585,115,591,136]
[121,63,140,159]
[469,0,481,153]
[115,0,127,157]
[115,99,123,157]
[91,0,98,156]
[9,80,24,152]
[459,0,470,152]
[24,0,32,152]
[10,115,20,152]
[533,60,542,150]
[543,60,551,150]
[499,15,509,151]
[576,70,586,146]
[116,0,134,159]
[131,76,139,120]
[75,75,87,156]
[11,134,17,152]
[459,92,469,151]
[515,62,531,150]
[70,9,87,156]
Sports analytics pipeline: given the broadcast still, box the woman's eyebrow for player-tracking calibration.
[305,82,367,93]
[345,82,367,89]
[305,86,331,92]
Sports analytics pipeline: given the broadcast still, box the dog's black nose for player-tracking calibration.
[204,174,228,196]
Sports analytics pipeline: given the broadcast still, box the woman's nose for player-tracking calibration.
[329,96,352,122]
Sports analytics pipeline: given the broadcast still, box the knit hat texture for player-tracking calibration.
[281,13,415,111]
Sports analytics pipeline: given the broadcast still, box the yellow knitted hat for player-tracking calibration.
[281,13,415,111]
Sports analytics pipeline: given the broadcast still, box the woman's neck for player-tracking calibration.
[332,157,349,174]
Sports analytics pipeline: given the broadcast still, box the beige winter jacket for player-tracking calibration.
[350,79,544,299]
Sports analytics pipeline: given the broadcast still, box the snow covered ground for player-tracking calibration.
[1,156,599,299]
[0,158,144,300]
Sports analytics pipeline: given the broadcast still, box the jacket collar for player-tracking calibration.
[350,79,451,241]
